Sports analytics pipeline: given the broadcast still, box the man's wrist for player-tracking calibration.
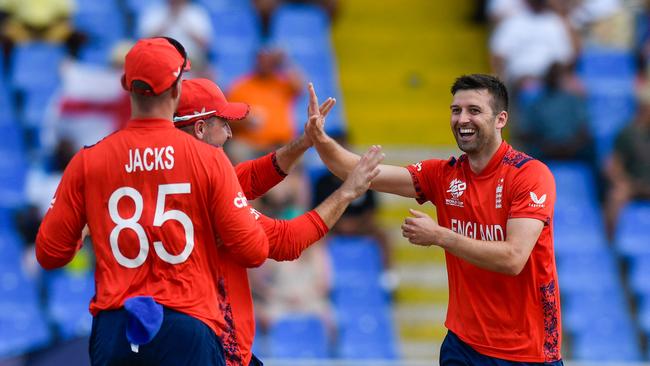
[297,134,312,150]
[333,187,356,203]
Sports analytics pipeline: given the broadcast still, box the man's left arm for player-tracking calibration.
[402,211,542,276]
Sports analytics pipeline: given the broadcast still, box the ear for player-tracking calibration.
[496,110,508,130]
[194,120,205,139]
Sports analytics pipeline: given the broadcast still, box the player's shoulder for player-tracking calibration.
[82,129,123,151]
[502,146,553,181]
[409,155,455,174]
[501,145,536,169]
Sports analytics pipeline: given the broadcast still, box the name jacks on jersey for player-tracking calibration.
[451,218,505,241]
[125,146,175,173]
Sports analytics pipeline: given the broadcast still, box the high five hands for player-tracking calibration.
[339,145,384,201]
[305,82,335,145]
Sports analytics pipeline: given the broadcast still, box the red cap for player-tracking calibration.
[173,78,250,127]
[122,37,191,95]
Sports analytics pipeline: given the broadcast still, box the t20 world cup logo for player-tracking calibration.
[447,179,467,199]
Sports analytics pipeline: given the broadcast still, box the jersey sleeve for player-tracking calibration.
[35,150,87,270]
[508,160,556,225]
[208,148,269,267]
[234,152,286,200]
[406,159,445,205]
[257,210,329,261]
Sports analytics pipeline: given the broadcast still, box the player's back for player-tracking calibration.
[80,118,268,334]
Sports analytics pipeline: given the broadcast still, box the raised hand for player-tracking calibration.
[305,82,335,145]
[339,145,384,201]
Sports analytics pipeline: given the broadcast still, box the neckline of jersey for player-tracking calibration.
[126,118,175,129]
[463,141,510,179]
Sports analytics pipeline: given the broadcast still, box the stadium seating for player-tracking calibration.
[615,200,650,257]
[268,3,345,135]
[0,263,51,358]
[0,124,27,208]
[270,4,330,45]
[10,42,65,95]
[547,161,598,205]
[48,271,95,340]
[337,306,399,359]
[557,248,620,293]
[553,201,608,256]
[327,235,383,289]
[577,46,637,163]
[577,47,636,80]
[268,314,329,359]
[628,254,650,297]
[210,8,261,90]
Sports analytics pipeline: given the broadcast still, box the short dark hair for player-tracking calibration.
[130,79,175,113]
[450,74,509,114]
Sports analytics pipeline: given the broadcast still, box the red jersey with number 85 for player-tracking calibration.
[36,118,270,336]
[406,142,561,362]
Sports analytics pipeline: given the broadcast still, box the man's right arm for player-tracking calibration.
[262,145,386,261]
[36,151,87,270]
[305,84,416,198]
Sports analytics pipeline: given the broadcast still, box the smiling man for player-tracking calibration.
[305,75,563,366]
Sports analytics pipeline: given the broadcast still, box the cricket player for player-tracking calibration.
[173,78,384,365]
[306,75,563,365]
[35,37,271,365]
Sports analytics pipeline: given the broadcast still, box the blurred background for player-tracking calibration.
[0,0,650,365]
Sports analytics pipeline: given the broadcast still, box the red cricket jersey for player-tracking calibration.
[406,142,561,362]
[35,118,270,337]
[217,156,329,366]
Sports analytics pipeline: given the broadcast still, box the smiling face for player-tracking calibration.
[450,89,507,156]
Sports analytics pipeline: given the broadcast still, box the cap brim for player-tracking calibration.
[215,102,250,121]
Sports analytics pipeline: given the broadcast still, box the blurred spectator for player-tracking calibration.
[604,85,650,240]
[25,137,76,217]
[514,63,595,166]
[490,0,577,87]
[311,134,392,272]
[43,41,132,153]
[635,0,650,77]
[137,0,213,75]
[227,47,303,158]
[285,0,339,21]
[572,0,631,49]
[253,0,279,39]
[486,0,527,24]
[249,244,334,334]
[253,0,339,39]
[0,0,85,57]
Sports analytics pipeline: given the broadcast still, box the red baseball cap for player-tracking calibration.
[122,37,191,95]
[173,78,250,127]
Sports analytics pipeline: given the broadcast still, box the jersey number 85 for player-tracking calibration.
[108,183,194,268]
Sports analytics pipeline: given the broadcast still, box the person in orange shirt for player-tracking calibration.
[227,47,303,153]
[35,37,270,366]
[306,75,563,365]
[173,78,384,366]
